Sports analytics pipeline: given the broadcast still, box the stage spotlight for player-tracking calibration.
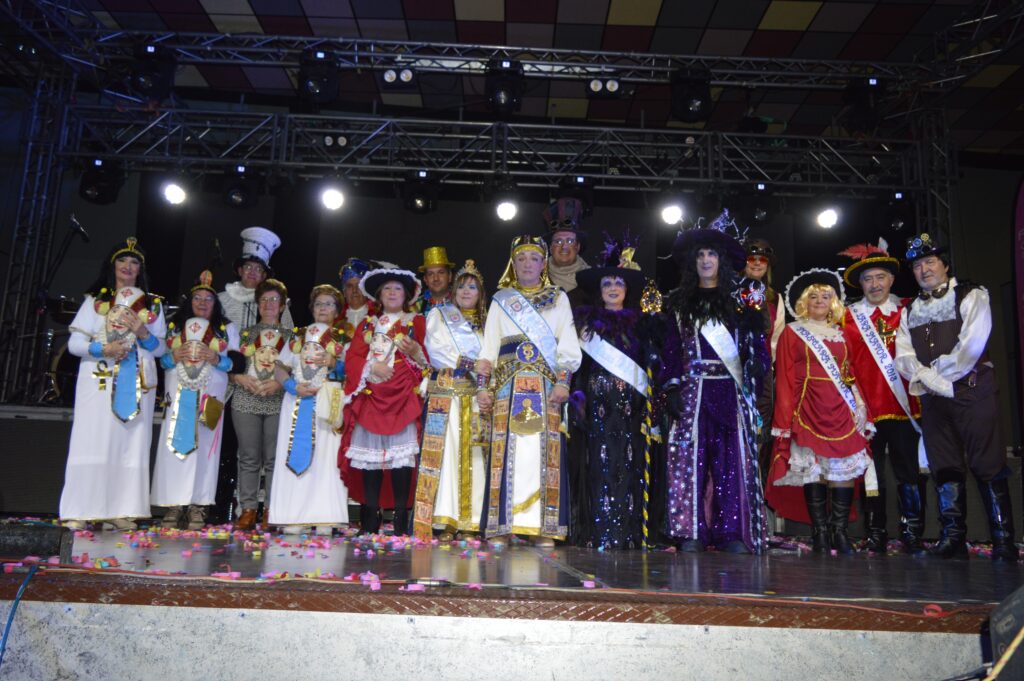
[661,204,683,225]
[299,49,340,104]
[485,59,524,117]
[222,165,261,209]
[162,180,187,205]
[496,199,518,221]
[79,159,124,205]
[586,77,623,99]
[670,68,712,123]
[402,170,438,214]
[381,64,416,88]
[320,185,345,211]
[129,44,176,102]
[816,208,839,229]
[557,175,594,215]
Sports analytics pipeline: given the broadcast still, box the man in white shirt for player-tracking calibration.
[894,233,1015,561]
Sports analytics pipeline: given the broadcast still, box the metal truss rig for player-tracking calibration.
[63,103,925,199]
[86,31,948,91]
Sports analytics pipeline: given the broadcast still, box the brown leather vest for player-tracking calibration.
[908,283,992,394]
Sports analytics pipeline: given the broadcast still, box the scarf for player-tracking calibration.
[547,257,589,292]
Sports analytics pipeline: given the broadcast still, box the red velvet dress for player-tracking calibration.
[766,323,869,523]
[338,313,427,507]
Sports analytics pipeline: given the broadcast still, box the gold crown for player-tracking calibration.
[455,259,484,283]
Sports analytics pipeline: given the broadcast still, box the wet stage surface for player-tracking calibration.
[61,528,1024,603]
[3,525,1023,634]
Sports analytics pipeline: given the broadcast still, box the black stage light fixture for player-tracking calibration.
[486,59,524,116]
[129,44,176,102]
[402,169,438,213]
[299,49,341,104]
[222,164,262,209]
[557,174,594,215]
[843,76,886,133]
[671,68,712,123]
[886,190,912,232]
[79,159,125,205]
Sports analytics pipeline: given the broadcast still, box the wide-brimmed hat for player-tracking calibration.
[541,197,587,253]
[838,239,900,287]
[904,233,947,264]
[672,209,747,271]
[360,267,422,303]
[575,232,646,306]
[784,268,845,319]
[418,246,455,273]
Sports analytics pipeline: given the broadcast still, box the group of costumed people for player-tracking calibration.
[57,201,1017,561]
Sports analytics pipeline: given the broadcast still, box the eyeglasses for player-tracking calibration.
[313,301,337,309]
[746,256,769,265]
[259,296,282,304]
[551,237,577,247]
[241,263,265,273]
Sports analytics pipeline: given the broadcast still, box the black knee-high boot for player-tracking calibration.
[897,481,927,556]
[829,486,855,555]
[390,467,413,536]
[803,483,829,553]
[361,470,383,535]
[932,473,968,559]
[863,489,888,553]
[976,476,1019,562]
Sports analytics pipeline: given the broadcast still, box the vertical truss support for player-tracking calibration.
[0,70,73,402]
[912,109,957,266]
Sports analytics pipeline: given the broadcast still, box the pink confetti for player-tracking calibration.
[181,550,193,557]
[23,556,41,563]
[401,583,426,592]
[466,583,483,591]
[47,556,61,565]
[211,571,241,580]
[582,580,596,589]
[3,563,23,573]
[370,582,381,591]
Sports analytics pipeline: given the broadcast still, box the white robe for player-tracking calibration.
[423,307,486,531]
[151,323,240,506]
[268,346,350,526]
[59,297,166,521]
[477,289,582,534]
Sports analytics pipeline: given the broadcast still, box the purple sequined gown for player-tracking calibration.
[661,304,770,553]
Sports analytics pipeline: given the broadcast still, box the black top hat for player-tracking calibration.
[575,234,646,307]
[904,233,947,263]
[672,209,747,271]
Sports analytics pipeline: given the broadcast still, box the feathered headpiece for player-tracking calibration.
[672,208,748,271]
[839,237,899,287]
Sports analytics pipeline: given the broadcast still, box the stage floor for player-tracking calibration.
[1,523,1019,635]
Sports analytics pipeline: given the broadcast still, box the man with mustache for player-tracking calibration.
[840,240,926,556]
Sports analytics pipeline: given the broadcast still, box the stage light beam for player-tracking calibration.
[496,199,518,221]
[162,181,186,205]
[321,187,345,211]
[661,204,684,225]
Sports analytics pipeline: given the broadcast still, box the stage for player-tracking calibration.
[1,523,1020,681]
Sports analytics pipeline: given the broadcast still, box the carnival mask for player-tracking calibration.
[252,345,278,380]
[300,341,327,382]
[105,305,136,344]
[182,340,207,380]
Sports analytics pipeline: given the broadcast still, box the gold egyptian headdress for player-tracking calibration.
[110,237,145,263]
[497,235,552,289]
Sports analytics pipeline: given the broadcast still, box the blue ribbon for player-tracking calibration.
[112,349,139,422]
[287,395,315,475]
[170,388,200,458]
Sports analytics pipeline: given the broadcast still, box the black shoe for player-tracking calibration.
[977,477,1020,563]
[897,481,928,556]
[804,483,830,554]
[829,487,855,555]
[392,508,410,537]
[931,478,969,559]
[679,539,705,552]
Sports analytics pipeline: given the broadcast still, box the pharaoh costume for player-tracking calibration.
[661,218,770,553]
[895,233,1016,561]
[840,240,927,553]
[413,266,488,540]
[571,241,660,549]
[269,323,350,528]
[151,313,239,507]
[60,280,166,523]
[477,236,583,539]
